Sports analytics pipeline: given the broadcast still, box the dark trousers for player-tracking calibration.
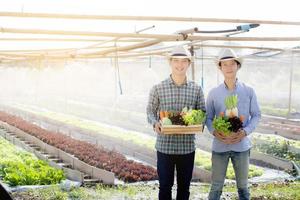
[157,151,195,200]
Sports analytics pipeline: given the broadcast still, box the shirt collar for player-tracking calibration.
[223,78,239,90]
[168,74,188,86]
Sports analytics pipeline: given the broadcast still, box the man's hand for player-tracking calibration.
[213,131,231,144]
[213,129,246,144]
[154,122,162,134]
[226,129,247,144]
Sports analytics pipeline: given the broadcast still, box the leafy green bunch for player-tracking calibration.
[225,94,238,109]
[212,116,231,136]
[182,108,206,125]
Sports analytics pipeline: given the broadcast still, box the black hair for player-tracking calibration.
[171,53,188,57]
[218,57,241,67]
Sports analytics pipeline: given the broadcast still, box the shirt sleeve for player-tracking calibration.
[243,88,261,135]
[146,85,159,127]
[205,91,215,134]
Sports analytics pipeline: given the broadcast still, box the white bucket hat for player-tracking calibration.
[168,45,192,60]
[216,48,243,67]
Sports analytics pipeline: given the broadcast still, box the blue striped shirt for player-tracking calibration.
[206,80,261,152]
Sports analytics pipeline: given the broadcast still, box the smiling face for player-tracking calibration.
[169,58,190,76]
[219,59,240,79]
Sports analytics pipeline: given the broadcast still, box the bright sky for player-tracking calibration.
[0,0,300,21]
[1,0,299,20]
[0,0,300,51]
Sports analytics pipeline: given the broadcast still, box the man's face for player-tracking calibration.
[170,58,190,76]
[219,59,239,79]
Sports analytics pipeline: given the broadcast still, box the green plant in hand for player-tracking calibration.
[212,116,231,136]
[225,95,238,117]
[213,95,244,136]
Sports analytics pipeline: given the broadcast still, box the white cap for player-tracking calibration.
[168,45,192,60]
[216,48,243,67]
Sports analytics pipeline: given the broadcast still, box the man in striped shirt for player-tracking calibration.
[147,45,205,200]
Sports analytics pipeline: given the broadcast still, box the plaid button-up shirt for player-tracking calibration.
[147,75,206,155]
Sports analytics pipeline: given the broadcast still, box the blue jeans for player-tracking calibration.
[208,150,250,200]
[157,151,195,200]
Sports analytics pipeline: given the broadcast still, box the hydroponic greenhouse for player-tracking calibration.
[0,1,299,200]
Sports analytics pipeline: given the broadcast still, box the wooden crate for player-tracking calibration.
[161,124,203,134]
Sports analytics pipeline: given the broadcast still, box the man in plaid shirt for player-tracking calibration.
[147,46,205,200]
